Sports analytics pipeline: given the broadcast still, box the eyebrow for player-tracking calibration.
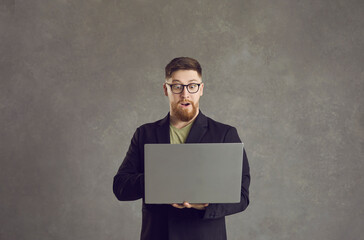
[171,79,200,83]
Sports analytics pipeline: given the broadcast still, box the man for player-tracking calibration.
[113,57,250,240]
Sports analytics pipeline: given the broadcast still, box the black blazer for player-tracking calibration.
[113,111,250,240]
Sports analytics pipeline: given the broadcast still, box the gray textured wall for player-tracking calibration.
[1,0,363,239]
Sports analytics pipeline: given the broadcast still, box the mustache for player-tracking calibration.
[178,100,193,104]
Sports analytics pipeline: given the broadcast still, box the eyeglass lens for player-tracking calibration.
[170,83,200,93]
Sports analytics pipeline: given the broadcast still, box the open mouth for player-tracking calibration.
[180,102,191,107]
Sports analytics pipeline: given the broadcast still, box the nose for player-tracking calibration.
[180,86,189,98]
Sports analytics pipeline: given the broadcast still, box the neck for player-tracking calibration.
[170,110,199,129]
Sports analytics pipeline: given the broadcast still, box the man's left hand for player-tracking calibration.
[171,202,209,210]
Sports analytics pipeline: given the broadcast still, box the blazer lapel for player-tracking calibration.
[185,111,208,143]
[156,113,170,144]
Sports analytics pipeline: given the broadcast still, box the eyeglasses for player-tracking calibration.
[166,83,202,94]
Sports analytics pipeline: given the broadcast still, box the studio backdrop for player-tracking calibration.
[1,0,363,239]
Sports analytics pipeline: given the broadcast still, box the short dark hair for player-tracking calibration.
[165,57,202,79]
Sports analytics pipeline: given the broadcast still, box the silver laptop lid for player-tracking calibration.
[144,143,243,204]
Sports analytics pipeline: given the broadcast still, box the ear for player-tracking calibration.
[163,83,168,96]
[199,82,204,96]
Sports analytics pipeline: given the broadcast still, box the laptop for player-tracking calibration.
[144,143,243,204]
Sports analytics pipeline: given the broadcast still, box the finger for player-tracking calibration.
[190,203,208,207]
[172,203,185,209]
[190,203,209,210]
[183,201,192,208]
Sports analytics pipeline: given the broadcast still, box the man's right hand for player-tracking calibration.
[171,201,209,210]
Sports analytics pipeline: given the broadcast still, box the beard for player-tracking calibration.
[171,100,198,122]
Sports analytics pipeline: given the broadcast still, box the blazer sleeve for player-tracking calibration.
[113,127,144,201]
[203,127,250,219]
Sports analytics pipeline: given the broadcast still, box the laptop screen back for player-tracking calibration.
[144,143,243,204]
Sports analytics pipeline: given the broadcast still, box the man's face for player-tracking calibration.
[163,70,204,122]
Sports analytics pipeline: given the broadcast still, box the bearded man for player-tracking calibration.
[113,57,250,240]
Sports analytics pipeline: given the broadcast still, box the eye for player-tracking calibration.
[188,83,197,89]
[172,84,182,90]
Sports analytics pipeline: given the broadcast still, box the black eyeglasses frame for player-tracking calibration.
[166,83,202,94]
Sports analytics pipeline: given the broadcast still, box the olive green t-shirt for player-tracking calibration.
[169,121,194,144]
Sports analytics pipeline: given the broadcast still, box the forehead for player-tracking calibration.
[168,70,201,83]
